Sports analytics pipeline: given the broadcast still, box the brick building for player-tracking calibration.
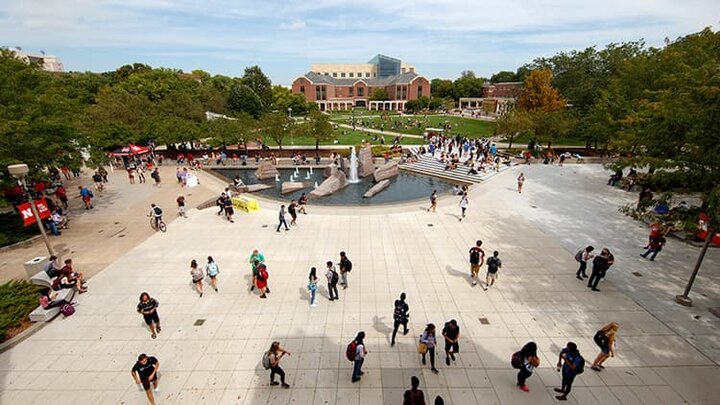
[459,81,524,115]
[291,55,430,111]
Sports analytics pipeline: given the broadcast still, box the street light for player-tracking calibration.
[8,164,55,256]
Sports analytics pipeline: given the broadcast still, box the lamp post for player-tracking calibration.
[8,164,55,256]
[288,108,294,146]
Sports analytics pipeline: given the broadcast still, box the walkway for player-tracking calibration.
[0,165,718,405]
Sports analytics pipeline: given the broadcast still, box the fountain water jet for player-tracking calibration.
[348,146,360,184]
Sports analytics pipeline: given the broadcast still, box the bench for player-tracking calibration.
[28,271,76,322]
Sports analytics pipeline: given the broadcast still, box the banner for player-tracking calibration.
[18,198,51,226]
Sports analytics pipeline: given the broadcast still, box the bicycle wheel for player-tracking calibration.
[149,217,156,230]
[158,221,167,232]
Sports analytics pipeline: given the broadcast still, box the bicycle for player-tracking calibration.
[148,215,167,232]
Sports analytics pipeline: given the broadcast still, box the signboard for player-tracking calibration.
[18,198,51,226]
[232,196,260,213]
[697,213,720,246]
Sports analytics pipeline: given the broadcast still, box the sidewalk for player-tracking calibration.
[0,165,218,283]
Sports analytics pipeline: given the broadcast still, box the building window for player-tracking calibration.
[349,88,354,96]
[349,72,354,78]
[341,72,346,78]
[365,73,370,78]
[401,68,406,73]
[315,85,327,100]
[358,87,364,97]
[373,73,377,78]
[358,72,362,78]
[300,86,305,94]
[417,86,423,97]
[332,72,337,77]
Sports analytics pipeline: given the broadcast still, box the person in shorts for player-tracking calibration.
[468,240,485,286]
[442,320,460,366]
[484,251,502,290]
[427,190,438,212]
[223,196,234,223]
[298,193,308,214]
[131,353,160,405]
[137,292,161,339]
[190,259,204,297]
[205,256,220,292]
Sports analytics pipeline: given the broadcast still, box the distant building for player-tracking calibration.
[292,54,430,111]
[459,81,524,115]
[6,49,64,72]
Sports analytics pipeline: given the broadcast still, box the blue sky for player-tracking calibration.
[1,0,717,85]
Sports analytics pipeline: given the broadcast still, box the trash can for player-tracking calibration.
[24,256,48,278]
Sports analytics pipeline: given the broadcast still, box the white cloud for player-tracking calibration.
[280,19,307,30]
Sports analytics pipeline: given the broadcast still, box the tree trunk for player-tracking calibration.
[547,141,552,150]
[315,139,320,151]
[679,229,714,301]
[508,134,514,150]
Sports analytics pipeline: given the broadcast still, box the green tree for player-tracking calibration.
[453,71,485,98]
[241,66,272,111]
[490,71,518,83]
[495,110,532,149]
[228,84,263,117]
[260,112,293,150]
[304,110,334,150]
[430,79,455,99]
[370,88,389,101]
[271,85,309,115]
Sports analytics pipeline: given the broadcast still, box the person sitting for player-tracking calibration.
[39,287,75,309]
[60,259,86,287]
[43,256,62,278]
[51,209,68,230]
[56,273,86,293]
[468,166,478,175]
[608,170,623,186]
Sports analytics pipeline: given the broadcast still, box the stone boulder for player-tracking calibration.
[358,146,375,177]
[254,159,278,180]
[363,179,390,198]
[374,160,399,182]
[281,181,311,194]
[246,184,273,192]
[309,168,348,198]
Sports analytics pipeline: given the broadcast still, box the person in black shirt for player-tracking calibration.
[288,200,298,225]
[442,320,460,366]
[339,251,352,289]
[587,249,612,291]
[137,292,161,339]
[131,354,160,405]
[391,293,409,346]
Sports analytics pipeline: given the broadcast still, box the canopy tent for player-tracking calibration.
[111,144,151,157]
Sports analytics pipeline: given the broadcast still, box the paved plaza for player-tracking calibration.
[0,164,719,405]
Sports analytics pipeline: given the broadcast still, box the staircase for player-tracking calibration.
[401,155,511,184]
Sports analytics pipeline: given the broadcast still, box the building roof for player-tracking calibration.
[301,71,423,86]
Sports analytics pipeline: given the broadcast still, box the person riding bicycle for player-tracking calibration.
[148,204,163,228]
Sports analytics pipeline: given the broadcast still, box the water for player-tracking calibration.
[348,146,360,184]
[215,168,456,206]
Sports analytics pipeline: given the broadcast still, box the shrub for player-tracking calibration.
[0,280,42,341]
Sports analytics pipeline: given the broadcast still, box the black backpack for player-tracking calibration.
[593,330,608,348]
[470,249,480,264]
[153,206,163,216]
[393,301,407,321]
[574,250,584,262]
[343,258,352,272]
[331,269,339,284]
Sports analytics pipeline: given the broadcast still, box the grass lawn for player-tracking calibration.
[260,127,425,148]
[332,114,495,138]
[0,280,41,342]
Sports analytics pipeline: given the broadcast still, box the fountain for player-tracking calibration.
[295,167,299,175]
[309,167,313,174]
[314,181,318,189]
[348,146,360,184]
[305,170,311,180]
[275,174,280,182]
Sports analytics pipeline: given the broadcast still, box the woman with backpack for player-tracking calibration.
[137,292,161,339]
[205,256,220,292]
[419,323,439,373]
[514,341,540,392]
[39,288,75,311]
[391,293,409,346]
[190,259,204,297]
[590,322,619,371]
[554,342,584,401]
[575,245,594,279]
[350,331,367,382]
[255,262,269,299]
[263,341,291,388]
[308,267,318,307]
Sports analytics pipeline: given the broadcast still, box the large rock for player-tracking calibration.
[309,168,348,198]
[281,181,311,194]
[246,184,273,192]
[374,160,399,182]
[254,159,279,180]
[363,179,390,198]
[358,146,375,177]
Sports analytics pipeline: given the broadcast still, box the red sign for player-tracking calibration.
[18,198,52,226]
[697,213,720,246]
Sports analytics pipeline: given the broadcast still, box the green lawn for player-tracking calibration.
[0,280,41,341]
[261,127,425,148]
[332,114,495,139]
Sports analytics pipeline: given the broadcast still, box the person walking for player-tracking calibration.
[137,292,161,339]
[55,184,68,210]
[205,256,220,292]
[308,267,318,307]
[339,251,352,289]
[131,354,160,405]
[298,193,308,214]
[590,322,619,371]
[391,292,409,346]
[403,376,426,405]
[427,190,438,213]
[554,342,584,401]
[288,200,298,225]
[458,195,468,221]
[484,250,502,290]
[136,166,146,183]
[78,185,94,209]
[442,320,460,366]
[326,261,339,301]
[640,234,666,261]
[249,249,265,291]
[515,341,539,392]
[176,194,187,218]
[151,167,161,186]
[223,196,235,223]
[190,259,204,297]
[255,261,269,299]
[517,173,526,193]
[575,245,595,279]
[264,341,291,388]
[351,331,367,382]
[419,323,439,373]
[587,248,612,291]
[468,240,485,286]
[216,193,226,216]
[277,205,290,232]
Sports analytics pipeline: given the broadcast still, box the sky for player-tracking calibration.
[1,0,718,85]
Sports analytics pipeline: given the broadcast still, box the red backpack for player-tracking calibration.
[346,340,357,362]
